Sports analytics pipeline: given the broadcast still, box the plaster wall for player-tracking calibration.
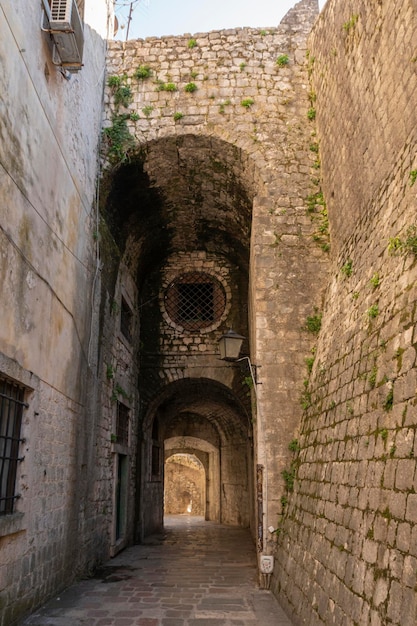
[273,1,417,624]
[0,1,110,623]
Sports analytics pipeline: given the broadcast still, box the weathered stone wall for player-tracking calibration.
[273,1,417,624]
[0,2,110,623]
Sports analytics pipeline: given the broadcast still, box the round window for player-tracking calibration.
[164,272,226,331]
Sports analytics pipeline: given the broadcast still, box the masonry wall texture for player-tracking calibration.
[0,2,110,624]
[272,1,417,625]
[2,0,417,625]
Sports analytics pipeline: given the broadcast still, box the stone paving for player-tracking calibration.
[21,516,293,626]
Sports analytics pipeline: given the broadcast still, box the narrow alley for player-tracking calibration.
[21,516,292,626]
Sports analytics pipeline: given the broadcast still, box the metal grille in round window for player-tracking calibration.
[164,272,226,331]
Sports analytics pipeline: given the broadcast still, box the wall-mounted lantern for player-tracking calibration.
[218,329,258,386]
[218,329,245,361]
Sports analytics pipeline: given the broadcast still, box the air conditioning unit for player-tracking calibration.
[48,0,84,72]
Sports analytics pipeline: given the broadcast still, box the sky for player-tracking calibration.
[114,0,328,40]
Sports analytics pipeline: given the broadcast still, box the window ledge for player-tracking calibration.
[0,512,25,537]
[111,442,130,455]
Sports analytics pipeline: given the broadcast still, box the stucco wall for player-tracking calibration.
[273,1,417,624]
[0,1,109,623]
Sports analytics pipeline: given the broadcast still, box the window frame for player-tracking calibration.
[0,376,27,516]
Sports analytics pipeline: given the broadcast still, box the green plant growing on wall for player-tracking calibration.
[306,50,315,78]
[288,439,300,453]
[369,273,381,288]
[388,226,417,257]
[305,311,322,333]
[307,191,325,213]
[106,364,114,380]
[243,375,254,391]
[241,98,254,108]
[111,299,120,314]
[129,112,139,121]
[114,85,133,108]
[282,466,296,492]
[239,62,247,71]
[307,107,316,120]
[218,100,231,114]
[188,38,197,48]
[184,82,197,93]
[367,304,379,319]
[305,355,315,374]
[276,54,289,67]
[156,81,177,92]
[380,428,388,441]
[107,74,124,88]
[310,142,319,153]
[343,14,359,31]
[107,74,133,108]
[142,105,154,117]
[134,64,152,79]
[190,70,199,79]
[368,365,378,388]
[410,170,417,186]
[173,112,184,121]
[388,236,402,254]
[341,259,353,277]
[102,114,135,164]
[383,388,394,412]
[404,226,417,256]
[111,382,130,404]
[300,381,312,410]
[259,30,268,36]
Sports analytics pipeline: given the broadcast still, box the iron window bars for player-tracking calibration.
[0,376,27,515]
[164,272,226,331]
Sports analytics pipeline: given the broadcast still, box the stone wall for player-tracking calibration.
[273,1,417,624]
[0,2,110,623]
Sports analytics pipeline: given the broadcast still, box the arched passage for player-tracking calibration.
[100,132,263,546]
[164,451,206,516]
[139,378,253,540]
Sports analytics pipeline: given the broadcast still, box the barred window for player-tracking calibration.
[0,377,27,515]
[164,272,226,331]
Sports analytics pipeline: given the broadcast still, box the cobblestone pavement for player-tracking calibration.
[22,516,293,626]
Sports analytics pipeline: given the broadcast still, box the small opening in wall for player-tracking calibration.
[164,272,226,331]
[120,296,133,343]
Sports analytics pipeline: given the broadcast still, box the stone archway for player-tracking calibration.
[164,450,206,517]
[100,132,261,543]
[138,377,253,540]
[165,437,220,522]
